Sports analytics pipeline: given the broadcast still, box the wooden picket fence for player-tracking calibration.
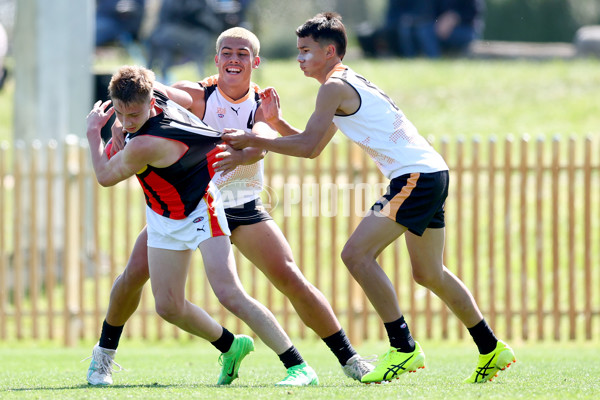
[0,133,598,346]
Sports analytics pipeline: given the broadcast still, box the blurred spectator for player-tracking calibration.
[146,0,253,83]
[433,0,485,57]
[96,0,145,47]
[358,0,485,58]
[212,0,255,28]
[396,0,485,58]
[0,21,7,90]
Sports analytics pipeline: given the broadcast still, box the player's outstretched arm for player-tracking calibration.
[154,81,193,109]
[224,82,340,158]
[171,80,207,117]
[212,96,283,173]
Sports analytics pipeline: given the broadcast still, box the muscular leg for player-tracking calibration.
[105,227,150,326]
[405,228,511,383]
[341,212,423,384]
[200,235,293,355]
[405,228,483,328]
[341,211,408,323]
[231,220,341,338]
[148,246,222,341]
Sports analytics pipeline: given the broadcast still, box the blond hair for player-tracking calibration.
[108,65,155,105]
[215,27,260,57]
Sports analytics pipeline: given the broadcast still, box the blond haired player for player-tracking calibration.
[87,27,373,387]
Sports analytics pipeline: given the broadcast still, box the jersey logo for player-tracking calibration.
[230,106,241,116]
[217,107,226,118]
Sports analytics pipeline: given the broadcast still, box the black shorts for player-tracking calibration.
[371,170,449,236]
[225,198,273,232]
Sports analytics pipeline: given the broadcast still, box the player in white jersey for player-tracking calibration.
[88,27,374,387]
[223,13,516,385]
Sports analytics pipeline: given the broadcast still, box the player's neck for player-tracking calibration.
[318,60,344,84]
[218,79,251,102]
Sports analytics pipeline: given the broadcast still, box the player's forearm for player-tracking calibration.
[86,128,114,187]
[251,134,318,158]
[240,147,266,165]
[268,118,302,137]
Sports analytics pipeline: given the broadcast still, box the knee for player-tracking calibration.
[341,241,369,275]
[412,265,443,290]
[213,287,246,314]
[154,295,184,323]
[270,262,311,296]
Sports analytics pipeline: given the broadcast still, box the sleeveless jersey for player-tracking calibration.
[128,90,223,220]
[198,75,264,208]
[329,64,448,179]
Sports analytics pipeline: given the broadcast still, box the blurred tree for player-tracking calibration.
[484,0,599,42]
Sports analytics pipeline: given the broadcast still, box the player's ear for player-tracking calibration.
[149,97,155,107]
[326,43,336,58]
[214,54,219,65]
[253,56,261,69]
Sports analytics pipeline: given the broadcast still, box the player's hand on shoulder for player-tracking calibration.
[171,80,206,115]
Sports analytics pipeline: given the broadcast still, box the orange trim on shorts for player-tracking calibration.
[381,172,420,218]
[203,189,226,237]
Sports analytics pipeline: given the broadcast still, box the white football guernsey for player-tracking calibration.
[329,64,448,179]
[199,75,265,208]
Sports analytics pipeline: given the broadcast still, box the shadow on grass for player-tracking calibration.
[5,382,325,391]
[7,383,176,391]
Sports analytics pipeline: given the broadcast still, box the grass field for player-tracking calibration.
[4,56,599,142]
[1,56,599,399]
[1,340,599,399]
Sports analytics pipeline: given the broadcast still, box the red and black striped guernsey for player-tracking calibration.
[128,90,223,220]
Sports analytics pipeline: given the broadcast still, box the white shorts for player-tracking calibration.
[146,182,231,251]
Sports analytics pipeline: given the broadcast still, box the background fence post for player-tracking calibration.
[63,136,81,347]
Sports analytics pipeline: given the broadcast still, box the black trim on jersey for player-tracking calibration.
[154,90,221,136]
[203,84,218,101]
[354,72,400,112]
[200,82,218,121]
[136,172,170,216]
[332,77,362,117]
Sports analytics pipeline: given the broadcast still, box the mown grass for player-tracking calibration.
[0,339,599,399]
[4,56,599,141]
[1,55,599,398]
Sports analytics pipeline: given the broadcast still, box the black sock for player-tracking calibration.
[322,329,357,366]
[211,327,235,353]
[384,316,415,353]
[278,346,304,369]
[98,320,124,350]
[467,319,498,354]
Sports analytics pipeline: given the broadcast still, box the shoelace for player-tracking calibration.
[82,350,124,374]
[346,355,378,375]
[282,365,305,381]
